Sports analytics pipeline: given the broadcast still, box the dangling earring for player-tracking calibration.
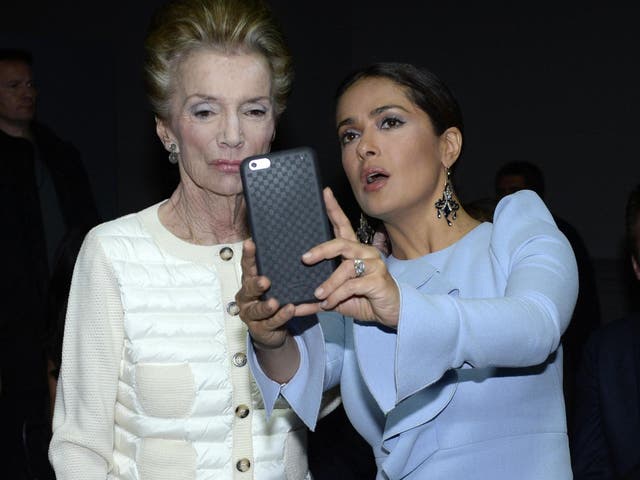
[356,212,375,245]
[435,167,459,226]
[168,143,179,164]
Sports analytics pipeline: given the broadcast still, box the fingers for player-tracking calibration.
[237,238,272,302]
[317,256,383,304]
[237,293,279,321]
[236,283,295,349]
[323,187,357,242]
[302,236,377,266]
[240,238,258,279]
[316,256,400,327]
[237,237,292,344]
[302,188,375,266]
[292,302,322,317]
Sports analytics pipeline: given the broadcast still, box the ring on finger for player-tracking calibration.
[354,258,366,278]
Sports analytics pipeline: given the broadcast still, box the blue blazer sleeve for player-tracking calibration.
[247,312,345,431]
[393,190,579,404]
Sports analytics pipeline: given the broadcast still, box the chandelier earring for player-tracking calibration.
[356,212,375,245]
[435,167,460,226]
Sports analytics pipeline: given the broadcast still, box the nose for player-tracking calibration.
[218,112,243,148]
[355,130,378,160]
[21,83,36,101]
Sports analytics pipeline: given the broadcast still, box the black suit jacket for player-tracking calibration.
[571,312,640,479]
[0,123,100,393]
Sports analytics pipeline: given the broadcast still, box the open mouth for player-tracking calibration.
[366,172,388,184]
[365,170,389,186]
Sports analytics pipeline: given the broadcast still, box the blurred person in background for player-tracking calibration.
[571,182,640,479]
[0,47,99,479]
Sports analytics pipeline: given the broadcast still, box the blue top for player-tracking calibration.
[249,190,579,480]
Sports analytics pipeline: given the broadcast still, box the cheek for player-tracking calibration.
[341,148,360,183]
[176,119,219,154]
[244,121,275,149]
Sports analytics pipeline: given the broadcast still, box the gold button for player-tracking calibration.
[235,404,250,418]
[220,246,234,261]
[236,458,251,472]
[227,301,240,316]
[232,352,247,367]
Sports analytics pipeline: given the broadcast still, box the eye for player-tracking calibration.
[339,129,359,146]
[193,108,213,120]
[380,116,405,129]
[242,103,269,118]
[249,108,268,117]
[189,101,217,121]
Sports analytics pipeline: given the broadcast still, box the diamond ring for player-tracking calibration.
[354,258,366,278]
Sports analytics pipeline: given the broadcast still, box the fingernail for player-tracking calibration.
[320,300,328,308]
[302,252,311,260]
[314,287,324,298]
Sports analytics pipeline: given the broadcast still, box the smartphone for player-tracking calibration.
[240,146,337,305]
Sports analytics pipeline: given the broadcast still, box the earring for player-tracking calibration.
[356,212,375,245]
[168,143,179,164]
[435,168,459,226]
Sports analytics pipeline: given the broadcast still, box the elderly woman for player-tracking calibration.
[238,62,579,479]
[48,1,321,478]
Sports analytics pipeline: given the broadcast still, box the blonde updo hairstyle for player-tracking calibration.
[144,0,293,121]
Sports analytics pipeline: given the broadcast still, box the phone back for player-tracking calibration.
[240,147,336,305]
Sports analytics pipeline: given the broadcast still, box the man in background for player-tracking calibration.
[0,48,99,479]
[570,183,640,479]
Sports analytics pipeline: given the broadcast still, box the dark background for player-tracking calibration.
[2,1,639,322]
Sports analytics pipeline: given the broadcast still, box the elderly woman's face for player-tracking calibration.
[159,50,275,196]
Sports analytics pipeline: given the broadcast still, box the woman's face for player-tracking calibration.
[336,76,454,222]
[158,50,275,196]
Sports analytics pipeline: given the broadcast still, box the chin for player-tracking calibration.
[359,199,389,219]
[199,178,243,197]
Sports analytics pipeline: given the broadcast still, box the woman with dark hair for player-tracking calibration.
[237,62,579,479]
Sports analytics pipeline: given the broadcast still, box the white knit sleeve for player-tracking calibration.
[48,228,124,479]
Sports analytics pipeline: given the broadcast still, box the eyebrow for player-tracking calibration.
[185,94,272,104]
[336,104,409,131]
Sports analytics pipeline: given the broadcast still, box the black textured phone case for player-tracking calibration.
[240,147,336,305]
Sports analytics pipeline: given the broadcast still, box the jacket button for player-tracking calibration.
[232,352,247,367]
[227,301,240,316]
[220,246,233,261]
[236,458,251,472]
[235,404,250,418]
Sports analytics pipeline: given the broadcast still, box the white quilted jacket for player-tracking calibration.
[50,202,310,480]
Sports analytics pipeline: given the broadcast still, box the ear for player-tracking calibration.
[155,116,176,151]
[439,127,463,169]
[632,255,640,281]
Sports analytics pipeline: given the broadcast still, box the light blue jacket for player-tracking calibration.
[250,190,579,479]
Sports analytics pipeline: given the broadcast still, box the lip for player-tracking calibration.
[211,159,242,173]
[360,166,390,192]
